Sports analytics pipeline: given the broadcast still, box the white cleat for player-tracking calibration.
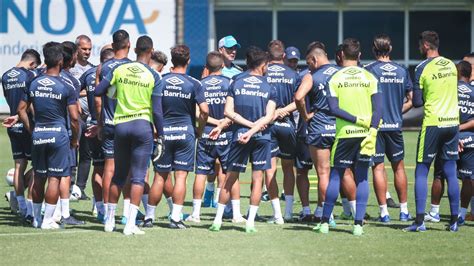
[123,225,145,236]
[267,216,285,225]
[232,216,247,224]
[104,222,115,233]
[41,220,60,230]
[185,215,201,223]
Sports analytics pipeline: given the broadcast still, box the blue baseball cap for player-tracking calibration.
[218,35,241,49]
[285,46,301,60]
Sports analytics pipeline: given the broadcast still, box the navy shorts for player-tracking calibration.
[270,120,297,159]
[330,137,372,168]
[458,132,474,180]
[7,124,31,160]
[154,132,196,172]
[195,131,232,175]
[101,125,115,159]
[373,131,405,163]
[113,120,153,187]
[31,128,71,178]
[416,125,459,163]
[90,136,105,166]
[306,132,335,149]
[226,138,272,173]
[295,138,313,170]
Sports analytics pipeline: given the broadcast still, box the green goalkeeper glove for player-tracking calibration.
[360,127,378,156]
[355,116,371,129]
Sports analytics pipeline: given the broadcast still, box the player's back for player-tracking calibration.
[80,66,98,122]
[266,63,299,109]
[415,56,458,126]
[2,67,35,116]
[365,61,412,130]
[201,74,231,122]
[328,66,378,138]
[310,64,339,125]
[29,75,76,127]
[457,80,474,125]
[161,73,201,131]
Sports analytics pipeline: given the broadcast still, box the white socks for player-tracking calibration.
[271,198,282,219]
[379,204,389,217]
[460,207,467,219]
[125,204,139,231]
[16,195,26,215]
[170,204,183,222]
[430,204,440,215]
[284,195,294,217]
[213,203,226,225]
[214,188,221,203]
[386,191,392,199]
[106,203,117,226]
[61,198,70,218]
[400,202,408,214]
[206,182,215,192]
[231,199,242,219]
[246,205,259,228]
[26,199,33,217]
[341,198,351,216]
[349,200,356,216]
[43,203,56,223]
[123,199,130,219]
[192,199,202,218]
[145,204,156,221]
[33,203,42,224]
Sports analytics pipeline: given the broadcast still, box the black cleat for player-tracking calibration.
[24,215,34,225]
[141,218,154,228]
[298,214,313,223]
[61,216,86,225]
[79,190,90,200]
[387,198,400,208]
[169,219,188,229]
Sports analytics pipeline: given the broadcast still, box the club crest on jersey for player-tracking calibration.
[7,69,20,78]
[343,68,361,76]
[323,67,338,75]
[435,59,450,67]
[127,66,144,74]
[166,76,184,86]
[205,77,222,86]
[38,78,55,87]
[380,63,397,72]
[267,65,286,72]
[243,76,262,84]
[458,84,472,94]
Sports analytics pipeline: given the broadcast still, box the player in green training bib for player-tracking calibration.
[313,38,382,236]
[405,31,460,233]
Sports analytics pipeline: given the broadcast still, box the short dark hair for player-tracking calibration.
[457,60,472,79]
[206,51,224,73]
[171,45,190,67]
[342,38,360,61]
[21,49,41,66]
[112,29,130,51]
[151,51,168,66]
[246,46,269,70]
[61,41,77,67]
[268,40,285,61]
[100,48,114,63]
[43,42,63,68]
[419,31,439,50]
[136,35,153,55]
[306,41,326,56]
[372,34,391,57]
[464,52,474,59]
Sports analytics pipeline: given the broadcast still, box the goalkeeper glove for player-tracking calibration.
[355,116,371,129]
[153,136,165,162]
[360,127,378,156]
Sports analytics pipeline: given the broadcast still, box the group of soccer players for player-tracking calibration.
[2,28,473,235]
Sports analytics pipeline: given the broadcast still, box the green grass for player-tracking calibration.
[0,128,472,265]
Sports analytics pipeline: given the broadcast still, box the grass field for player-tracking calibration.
[0,127,472,265]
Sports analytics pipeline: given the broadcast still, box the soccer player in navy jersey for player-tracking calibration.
[94,30,131,223]
[18,42,80,229]
[364,34,413,223]
[209,46,277,233]
[1,49,40,220]
[295,41,339,224]
[147,45,209,229]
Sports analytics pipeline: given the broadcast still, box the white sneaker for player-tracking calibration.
[123,225,145,236]
[232,216,247,223]
[185,215,201,223]
[41,220,60,230]
[267,216,284,225]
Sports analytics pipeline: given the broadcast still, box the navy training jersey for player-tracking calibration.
[201,74,231,129]
[458,80,474,126]
[266,63,300,111]
[160,73,205,135]
[26,75,77,128]
[99,57,131,127]
[1,67,36,116]
[307,64,339,135]
[228,73,277,140]
[80,66,98,123]
[60,70,81,99]
[365,61,412,131]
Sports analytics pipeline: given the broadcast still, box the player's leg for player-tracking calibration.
[144,171,168,227]
[295,138,312,221]
[59,148,84,225]
[352,162,370,236]
[265,156,283,224]
[13,158,28,216]
[372,132,390,222]
[440,128,460,231]
[210,171,239,231]
[340,169,356,219]
[90,137,105,221]
[309,146,331,222]
[189,140,214,221]
[101,132,115,217]
[391,160,411,220]
[42,176,61,230]
[457,146,474,224]
[76,120,92,199]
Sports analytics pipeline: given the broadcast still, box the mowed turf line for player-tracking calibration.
[0,128,472,265]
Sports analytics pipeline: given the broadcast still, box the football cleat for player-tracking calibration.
[202,188,215,208]
[261,191,270,202]
[41,220,60,230]
[378,215,391,223]
[136,211,145,221]
[267,216,284,225]
[169,219,188,229]
[141,218,154,228]
[123,225,145,236]
[352,224,364,236]
[403,222,427,232]
[298,213,313,223]
[339,212,353,220]
[245,226,257,233]
[329,218,337,228]
[104,223,115,233]
[424,212,440,223]
[185,215,201,223]
[208,223,221,232]
[386,197,400,208]
[24,215,34,225]
[399,212,413,222]
[457,216,465,226]
[232,216,246,224]
[447,222,459,232]
[313,223,329,234]
[61,216,85,226]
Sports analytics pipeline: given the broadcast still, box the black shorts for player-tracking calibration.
[416,126,459,163]
[330,137,372,168]
[373,131,405,163]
